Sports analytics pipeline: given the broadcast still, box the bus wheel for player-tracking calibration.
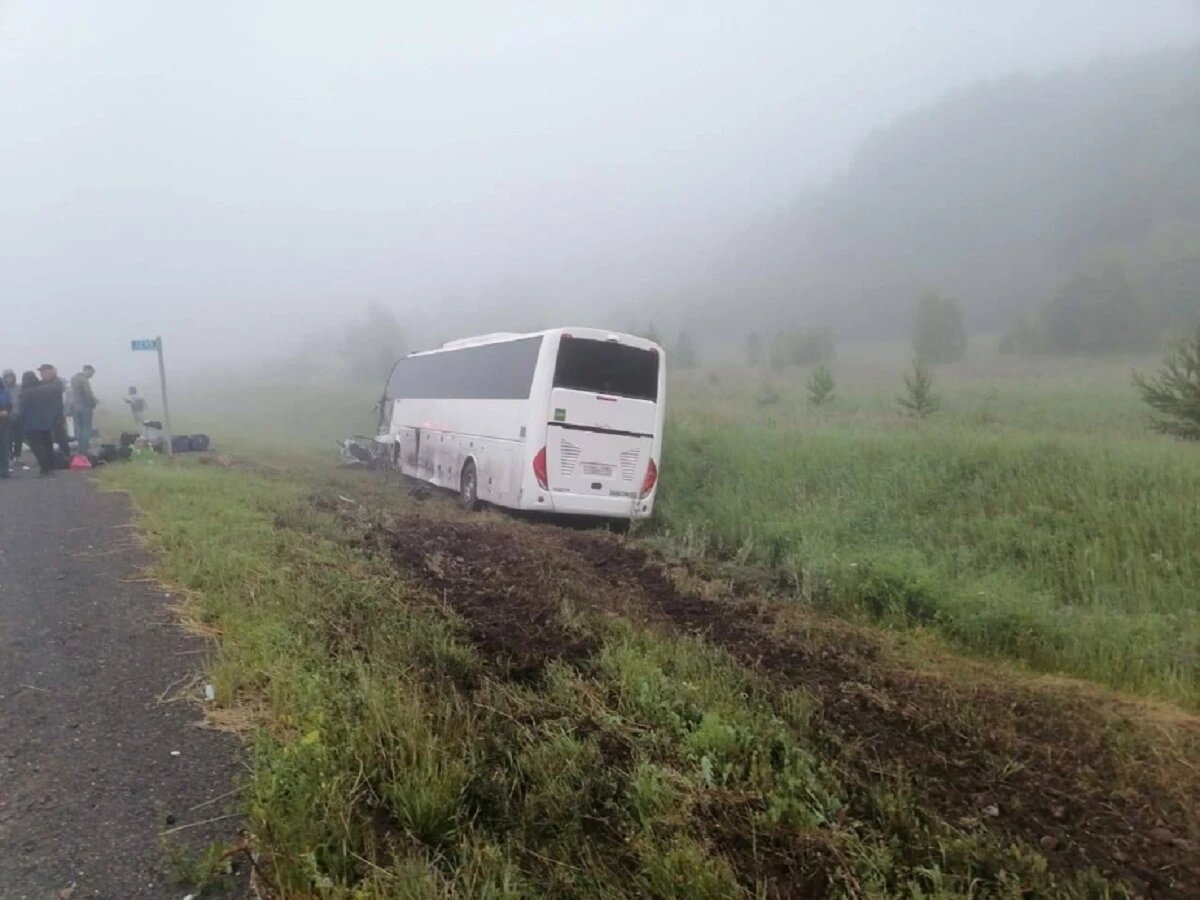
[460,460,480,512]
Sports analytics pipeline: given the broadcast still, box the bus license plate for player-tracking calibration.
[582,463,614,477]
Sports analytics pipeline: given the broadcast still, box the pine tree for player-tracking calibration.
[897,362,941,419]
[1133,325,1200,440]
[807,365,836,406]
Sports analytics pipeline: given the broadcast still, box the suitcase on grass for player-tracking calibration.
[189,434,210,452]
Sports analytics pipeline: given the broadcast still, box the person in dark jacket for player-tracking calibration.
[38,364,71,461]
[0,376,11,478]
[18,371,57,476]
[2,369,19,462]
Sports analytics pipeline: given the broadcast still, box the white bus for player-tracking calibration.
[377,327,666,519]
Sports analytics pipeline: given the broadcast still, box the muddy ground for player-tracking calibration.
[325,480,1200,897]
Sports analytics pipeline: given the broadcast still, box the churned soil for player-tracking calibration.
[378,516,603,679]
[335,485,1200,897]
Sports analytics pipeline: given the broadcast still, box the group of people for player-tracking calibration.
[0,365,149,478]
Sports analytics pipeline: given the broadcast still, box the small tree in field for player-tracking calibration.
[1133,325,1200,440]
[807,365,835,406]
[897,362,940,419]
[912,292,967,364]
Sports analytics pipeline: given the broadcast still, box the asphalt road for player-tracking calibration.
[0,468,244,899]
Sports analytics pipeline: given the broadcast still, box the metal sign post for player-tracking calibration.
[131,336,173,456]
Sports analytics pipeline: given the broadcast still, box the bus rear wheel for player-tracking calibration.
[460,460,480,512]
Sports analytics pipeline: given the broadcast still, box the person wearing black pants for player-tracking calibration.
[2,369,19,464]
[39,364,71,462]
[0,377,11,479]
[17,371,57,476]
[24,431,54,476]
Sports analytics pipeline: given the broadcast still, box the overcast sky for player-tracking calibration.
[2,0,1197,388]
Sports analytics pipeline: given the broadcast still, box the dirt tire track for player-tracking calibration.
[562,530,1200,897]
[342,495,1199,897]
[374,517,603,679]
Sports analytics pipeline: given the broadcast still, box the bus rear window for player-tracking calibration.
[553,337,660,401]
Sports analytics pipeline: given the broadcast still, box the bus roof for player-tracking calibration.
[404,327,662,358]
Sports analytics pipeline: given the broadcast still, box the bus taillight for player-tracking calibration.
[640,459,658,498]
[533,446,549,490]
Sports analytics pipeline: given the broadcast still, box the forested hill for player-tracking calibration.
[692,45,1200,349]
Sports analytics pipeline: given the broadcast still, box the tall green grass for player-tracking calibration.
[655,421,1200,705]
[128,345,1200,706]
[104,460,1112,897]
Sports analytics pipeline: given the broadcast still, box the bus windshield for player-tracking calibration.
[553,337,659,401]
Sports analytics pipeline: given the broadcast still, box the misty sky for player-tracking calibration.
[2,0,1197,390]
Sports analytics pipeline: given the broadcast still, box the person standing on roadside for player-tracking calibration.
[70,365,98,455]
[18,371,56,476]
[0,374,12,478]
[40,364,70,461]
[2,369,20,462]
[123,386,146,435]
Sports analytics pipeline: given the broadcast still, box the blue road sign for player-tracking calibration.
[131,338,159,351]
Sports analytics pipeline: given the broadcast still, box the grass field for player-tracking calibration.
[93,340,1200,895]
[100,457,1200,897]
[111,342,1200,707]
[657,347,1200,707]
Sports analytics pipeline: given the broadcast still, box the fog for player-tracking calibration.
[2,1,1197,391]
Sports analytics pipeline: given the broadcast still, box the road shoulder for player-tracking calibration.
[0,472,245,898]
